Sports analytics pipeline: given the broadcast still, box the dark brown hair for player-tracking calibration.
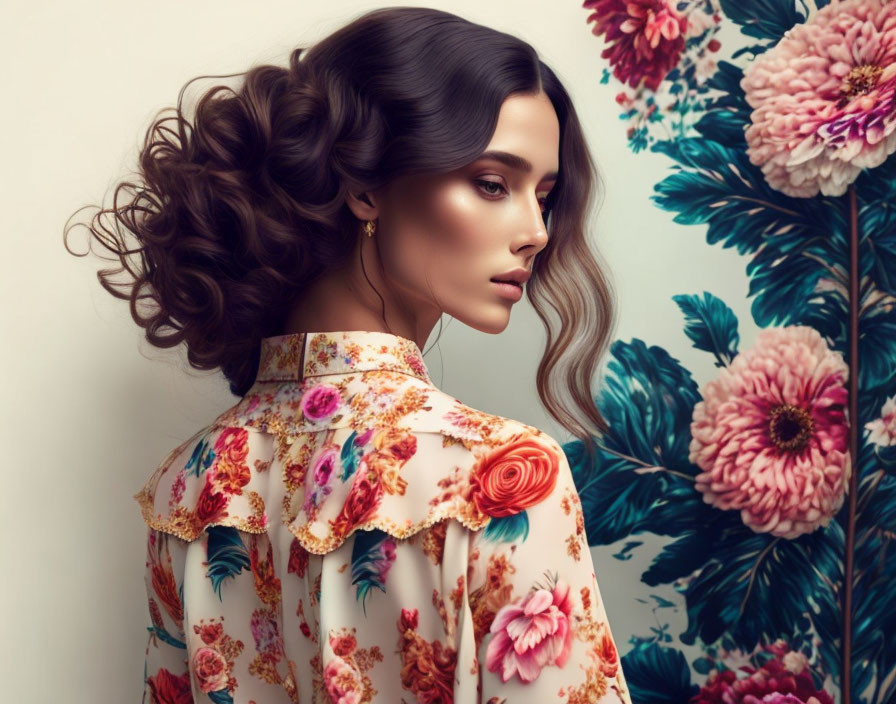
[64,5,616,460]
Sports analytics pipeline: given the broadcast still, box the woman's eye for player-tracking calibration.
[475,179,551,214]
[475,179,506,197]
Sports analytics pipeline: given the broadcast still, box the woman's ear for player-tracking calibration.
[345,190,379,221]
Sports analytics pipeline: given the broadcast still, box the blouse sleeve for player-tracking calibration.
[141,527,195,703]
[466,433,632,703]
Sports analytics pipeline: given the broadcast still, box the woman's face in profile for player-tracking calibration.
[372,91,559,334]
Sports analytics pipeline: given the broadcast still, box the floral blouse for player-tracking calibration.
[135,329,632,704]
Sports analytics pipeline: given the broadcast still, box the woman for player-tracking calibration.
[66,6,630,703]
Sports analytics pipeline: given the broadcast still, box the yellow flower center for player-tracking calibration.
[837,63,884,108]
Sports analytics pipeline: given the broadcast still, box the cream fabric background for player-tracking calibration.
[0,0,751,700]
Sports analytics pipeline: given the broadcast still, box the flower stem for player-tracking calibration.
[842,182,860,704]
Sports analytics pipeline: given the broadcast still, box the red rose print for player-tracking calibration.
[469,434,560,517]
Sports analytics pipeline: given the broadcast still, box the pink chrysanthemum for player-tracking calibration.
[689,326,851,539]
[741,0,896,197]
[584,0,688,91]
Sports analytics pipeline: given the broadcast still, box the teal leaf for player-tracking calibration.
[146,625,185,649]
[350,528,396,616]
[852,470,896,701]
[482,511,530,543]
[717,0,807,41]
[620,642,698,704]
[205,526,251,599]
[185,436,215,477]
[340,430,363,482]
[208,689,234,704]
[651,136,849,347]
[672,291,740,366]
[568,338,709,546]
[674,517,842,679]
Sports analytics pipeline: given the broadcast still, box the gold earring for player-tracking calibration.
[364,220,376,238]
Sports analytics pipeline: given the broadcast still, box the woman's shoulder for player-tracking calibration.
[134,372,570,555]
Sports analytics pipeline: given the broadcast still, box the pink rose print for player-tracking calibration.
[485,579,573,683]
[191,646,229,693]
[313,446,339,486]
[323,655,362,704]
[301,383,343,421]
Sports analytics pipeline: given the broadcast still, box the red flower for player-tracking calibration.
[197,622,223,645]
[287,537,309,578]
[195,474,229,524]
[146,668,192,704]
[584,0,688,92]
[469,434,560,517]
[332,470,385,535]
[212,427,251,495]
[331,633,357,657]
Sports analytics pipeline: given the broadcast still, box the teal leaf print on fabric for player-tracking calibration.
[339,429,367,482]
[146,625,186,649]
[672,292,739,366]
[620,642,698,704]
[350,528,397,616]
[208,689,234,704]
[481,511,530,543]
[185,435,215,477]
[205,526,251,599]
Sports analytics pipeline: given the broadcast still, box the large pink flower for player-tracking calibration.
[485,579,573,683]
[689,326,850,539]
[741,0,896,197]
[584,0,688,92]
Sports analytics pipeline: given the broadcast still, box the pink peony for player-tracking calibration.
[865,394,896,445]
[300,383,343,421]
[741,0,896,197]
[485,579,573,683]
[689,326,850,539]
[584,0,688,91]
[323,656,362,704]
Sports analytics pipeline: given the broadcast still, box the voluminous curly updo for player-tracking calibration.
[64,6,616,459]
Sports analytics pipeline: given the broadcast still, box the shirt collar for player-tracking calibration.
[255,330,432,385]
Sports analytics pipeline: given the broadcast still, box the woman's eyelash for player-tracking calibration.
[474,179,550,210]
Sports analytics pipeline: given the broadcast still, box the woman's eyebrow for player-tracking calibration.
[477,150,559,181]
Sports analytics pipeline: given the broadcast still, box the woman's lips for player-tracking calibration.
[491,279,523,301]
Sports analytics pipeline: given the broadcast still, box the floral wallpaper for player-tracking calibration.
[569,1,896,703]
